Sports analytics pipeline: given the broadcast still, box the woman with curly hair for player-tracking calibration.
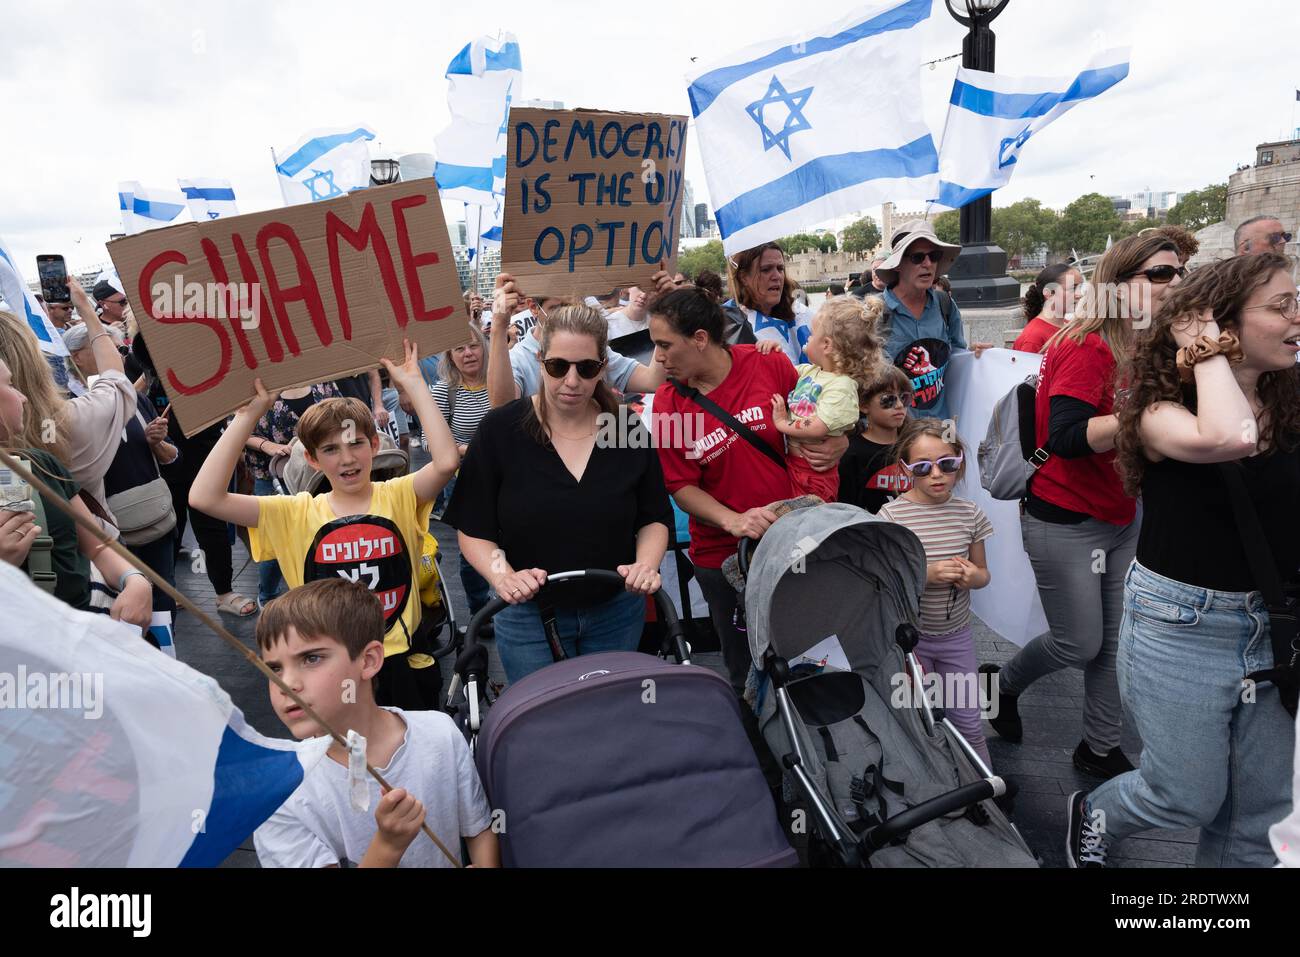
[763,295,883,502]
[1067,252,1300,868]
[988,234,1183,780]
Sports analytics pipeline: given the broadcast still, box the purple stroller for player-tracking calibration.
[451,569,798,868]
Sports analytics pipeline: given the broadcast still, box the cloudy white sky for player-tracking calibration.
[2,0,1298,278]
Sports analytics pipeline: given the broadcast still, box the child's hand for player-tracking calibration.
[242,378,279,418]
[381,339,423,392]
[951,555,982,590]
[770,393,789,420]
[926,559,964,586]
[374,787,426,854]
[754,339,782,356]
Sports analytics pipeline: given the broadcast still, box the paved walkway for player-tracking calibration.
[175,485,1194,868]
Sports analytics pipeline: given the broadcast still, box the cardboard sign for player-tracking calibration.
[107,180,466,436]
[501,107,689,298]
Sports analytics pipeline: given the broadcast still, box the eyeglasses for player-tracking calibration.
[1269,232,1294,246]
[1244,295,1300,321]
[901,455,963,477]
[905,250,943,266]
[1128,264,1186,284]
[541,357,606,380]
[876,392,914,409]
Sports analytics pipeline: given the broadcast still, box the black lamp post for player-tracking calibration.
[942,0,1020,308]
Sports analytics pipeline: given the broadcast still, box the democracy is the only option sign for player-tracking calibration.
[501,107,689,297]
[108,180,467,436]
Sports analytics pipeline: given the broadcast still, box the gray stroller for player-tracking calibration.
[741,503,1037,867]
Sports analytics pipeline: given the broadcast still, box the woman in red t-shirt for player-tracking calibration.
[986,235,1184,778]
[648,286,846,693]
[1012,263,1082,354]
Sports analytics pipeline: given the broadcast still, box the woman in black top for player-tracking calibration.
[446,303,672,683]
[1067,253,1300,869]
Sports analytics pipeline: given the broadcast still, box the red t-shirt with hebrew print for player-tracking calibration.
[654,345,797,568]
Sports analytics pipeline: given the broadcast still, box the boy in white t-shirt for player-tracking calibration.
[253,579,498,868]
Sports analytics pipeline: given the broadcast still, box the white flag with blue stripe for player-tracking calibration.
[274,126,377,206]
[178,177,239,221]
[932,48,1131,209]
[434,34,521,209]
[687,0,938,256]
[118,181,189,235]
[465,199,503,262]
[0,561,329,867]
[0,233,67,357]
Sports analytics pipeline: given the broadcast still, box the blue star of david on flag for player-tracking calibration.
[998,126,1032,169]
[745,75,814,161]
[302,168,343,201]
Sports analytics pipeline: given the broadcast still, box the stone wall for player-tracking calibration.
[1226,162,1300,235]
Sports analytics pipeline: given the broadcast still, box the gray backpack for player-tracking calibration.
[977,375,1048,501]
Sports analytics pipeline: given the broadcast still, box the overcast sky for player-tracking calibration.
[3,0,1298,278]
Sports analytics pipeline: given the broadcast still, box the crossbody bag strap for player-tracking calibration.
[668,377,787,475]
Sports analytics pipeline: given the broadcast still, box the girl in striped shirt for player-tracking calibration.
[879,418,994,768]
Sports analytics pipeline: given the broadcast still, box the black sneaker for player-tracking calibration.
[1072,741,1135,779]
[980,663,1022,743]
[1066,790,1108,868]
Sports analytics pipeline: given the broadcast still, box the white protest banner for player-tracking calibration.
[945,348,1048,648]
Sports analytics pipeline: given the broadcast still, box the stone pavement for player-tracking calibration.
[173,465,1194,868]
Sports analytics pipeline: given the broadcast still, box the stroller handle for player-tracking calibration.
[737,536,757,578]
[459,568,691,675]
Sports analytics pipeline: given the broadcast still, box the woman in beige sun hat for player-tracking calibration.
[875,220,992,420]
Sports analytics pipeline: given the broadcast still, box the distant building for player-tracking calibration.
[449,222,467,247]
[786,250,872,286]
[694,203,709,238]
[1227,135,1300,242]
[680,180,695,240]
[882,201,933,250]
[453,245,501,297]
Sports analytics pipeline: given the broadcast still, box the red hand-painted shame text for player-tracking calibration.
[138,193,455,396]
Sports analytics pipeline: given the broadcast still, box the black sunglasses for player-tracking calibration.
[1129,264,1186,284]
[1269,231,1294,245]
[877,392,914,409]
[541,357,605,380]
[906,250,943,266]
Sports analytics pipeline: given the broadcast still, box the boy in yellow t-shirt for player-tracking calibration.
[190,340,461,709]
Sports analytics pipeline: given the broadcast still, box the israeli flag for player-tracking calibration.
[178,177,239,221]
[118,181,189,235]
[0,233,68,357]
[434,34,521,211]
[687,0,938,256]
[933,48,1130,209]
[274,126,377,206]
[465,198,503,262]
[0,560,329,867]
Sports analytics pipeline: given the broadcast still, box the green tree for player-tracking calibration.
[1053,193,1122,257]
[677,240,725,278]
[841,216,883,255]
[778,232,836,254]
[1167,183,1227,232]
[991,198,1057,259]
[932,210,960,245]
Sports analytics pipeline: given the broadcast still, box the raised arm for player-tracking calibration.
[487,273,522,408]
[1139,310,1258,463]
[189,380,277,526]
[69,278,124,377]
[382,339,458,504]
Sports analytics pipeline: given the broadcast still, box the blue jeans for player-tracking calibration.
[1086,560,1295,867]
[494,588,646,684]
[253,477,288,604]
